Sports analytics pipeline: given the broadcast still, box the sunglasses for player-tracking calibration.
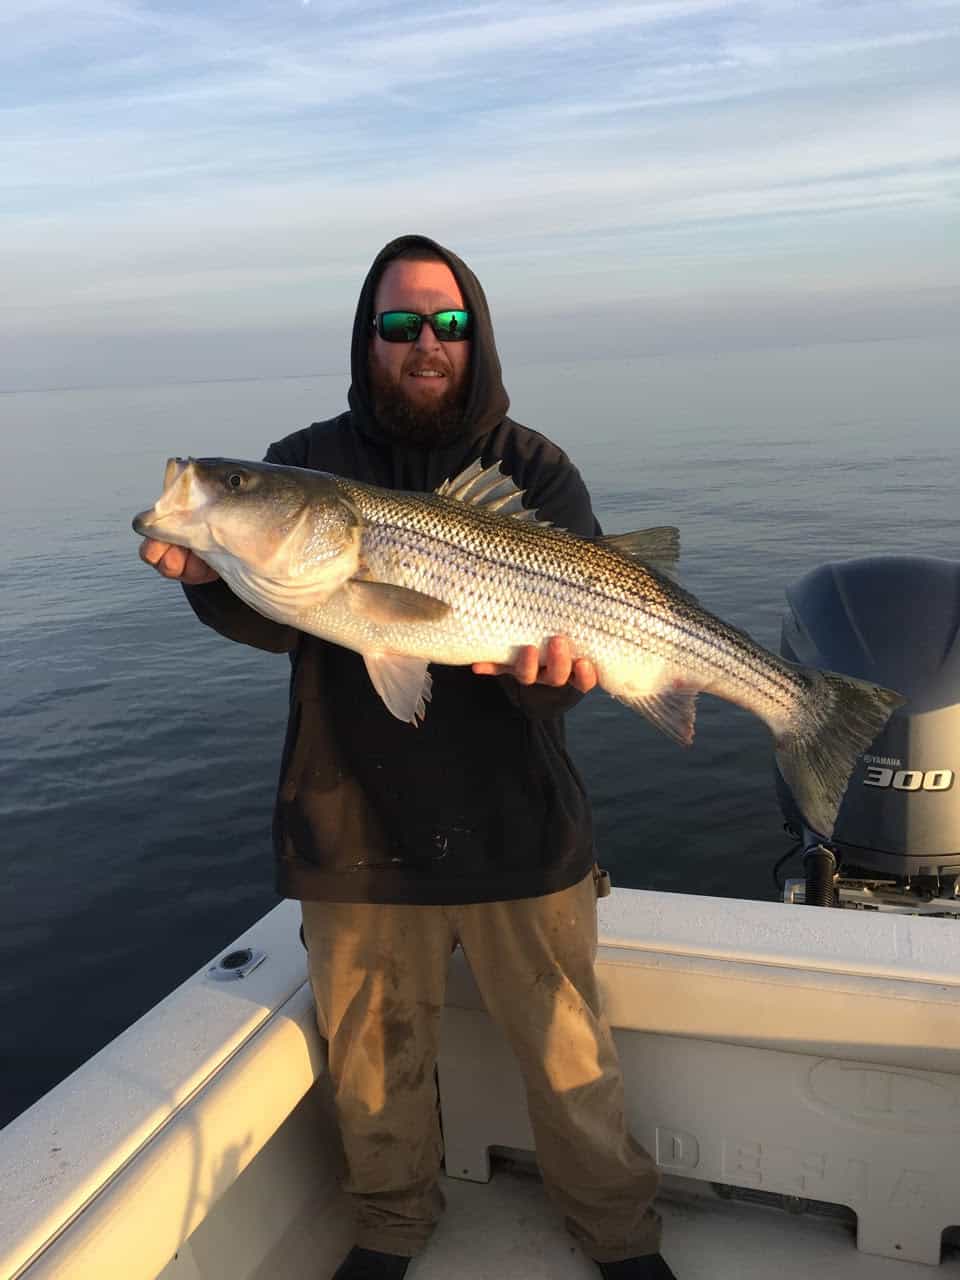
[372,310,472,343]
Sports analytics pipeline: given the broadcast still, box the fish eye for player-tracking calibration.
[227,472,245,490]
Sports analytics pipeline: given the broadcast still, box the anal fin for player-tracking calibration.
[363,652,433,725]
[615,685,698,746]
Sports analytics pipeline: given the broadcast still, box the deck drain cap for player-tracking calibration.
[208,947,266,981]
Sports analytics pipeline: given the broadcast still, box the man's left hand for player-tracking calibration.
[472,636,598,692]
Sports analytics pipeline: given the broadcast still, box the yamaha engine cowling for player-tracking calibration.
[777,555,960,910]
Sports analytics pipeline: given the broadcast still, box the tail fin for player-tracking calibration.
[775,668,904,839]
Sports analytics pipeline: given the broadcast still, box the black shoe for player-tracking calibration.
[596,1254,677,1280]
[331,1246,412,1279]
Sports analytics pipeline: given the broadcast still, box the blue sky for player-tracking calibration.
[2,0,958,387]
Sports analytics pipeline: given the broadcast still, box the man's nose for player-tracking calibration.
[414,319,441,352]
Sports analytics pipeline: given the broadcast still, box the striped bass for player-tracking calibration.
[133,456,903,837]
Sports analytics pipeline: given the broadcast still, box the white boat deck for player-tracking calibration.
[5,894,960,1280]
[413,1164,960,1279]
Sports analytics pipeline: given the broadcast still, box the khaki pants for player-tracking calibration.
[300,870,661,1262]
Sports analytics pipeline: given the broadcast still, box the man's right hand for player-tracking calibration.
[139,538,219,584]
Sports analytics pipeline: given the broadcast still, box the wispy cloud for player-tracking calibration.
[1,0,958,380]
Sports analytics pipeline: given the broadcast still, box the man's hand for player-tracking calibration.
[139,538,219,585]
[472,635,598,692]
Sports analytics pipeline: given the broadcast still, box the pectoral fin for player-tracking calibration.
[363,653,433,725]
[346,579,450,624]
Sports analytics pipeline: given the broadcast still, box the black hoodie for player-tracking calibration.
[184,235,599,904]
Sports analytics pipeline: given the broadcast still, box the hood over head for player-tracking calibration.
[348,234,509,445]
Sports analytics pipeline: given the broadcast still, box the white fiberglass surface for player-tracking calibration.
[411,1168,960,1280]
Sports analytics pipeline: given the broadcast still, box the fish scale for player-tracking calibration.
[133,455,904,837]
[340,475,803,719]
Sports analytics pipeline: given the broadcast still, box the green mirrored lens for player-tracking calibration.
[433,310,470,339]
[377,309,471,342]
[380,312,422,342]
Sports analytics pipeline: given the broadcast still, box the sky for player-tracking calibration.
[2,0,959,389]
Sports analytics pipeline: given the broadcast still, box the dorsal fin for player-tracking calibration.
[597,526,680,577]
[436,459,550,525]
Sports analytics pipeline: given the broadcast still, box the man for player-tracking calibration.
[139,235,676,1280]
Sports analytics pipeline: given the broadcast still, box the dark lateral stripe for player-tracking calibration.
[362,514,802,707]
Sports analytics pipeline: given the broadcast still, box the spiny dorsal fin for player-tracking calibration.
[597,526,680,577]
[436,459,551,526]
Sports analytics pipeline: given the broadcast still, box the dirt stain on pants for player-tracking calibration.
[300,870,661,1261]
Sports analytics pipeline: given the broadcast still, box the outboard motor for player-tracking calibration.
[775,555,960,915]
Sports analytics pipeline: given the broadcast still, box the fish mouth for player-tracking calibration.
[132,504,186,537]
[132,509,156,535]
[132,457,196,536]
[163,456,190,487]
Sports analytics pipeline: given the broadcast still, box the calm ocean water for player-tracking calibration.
[2,335,957,1127]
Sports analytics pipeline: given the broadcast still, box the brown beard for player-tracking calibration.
[368,357,469,447]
